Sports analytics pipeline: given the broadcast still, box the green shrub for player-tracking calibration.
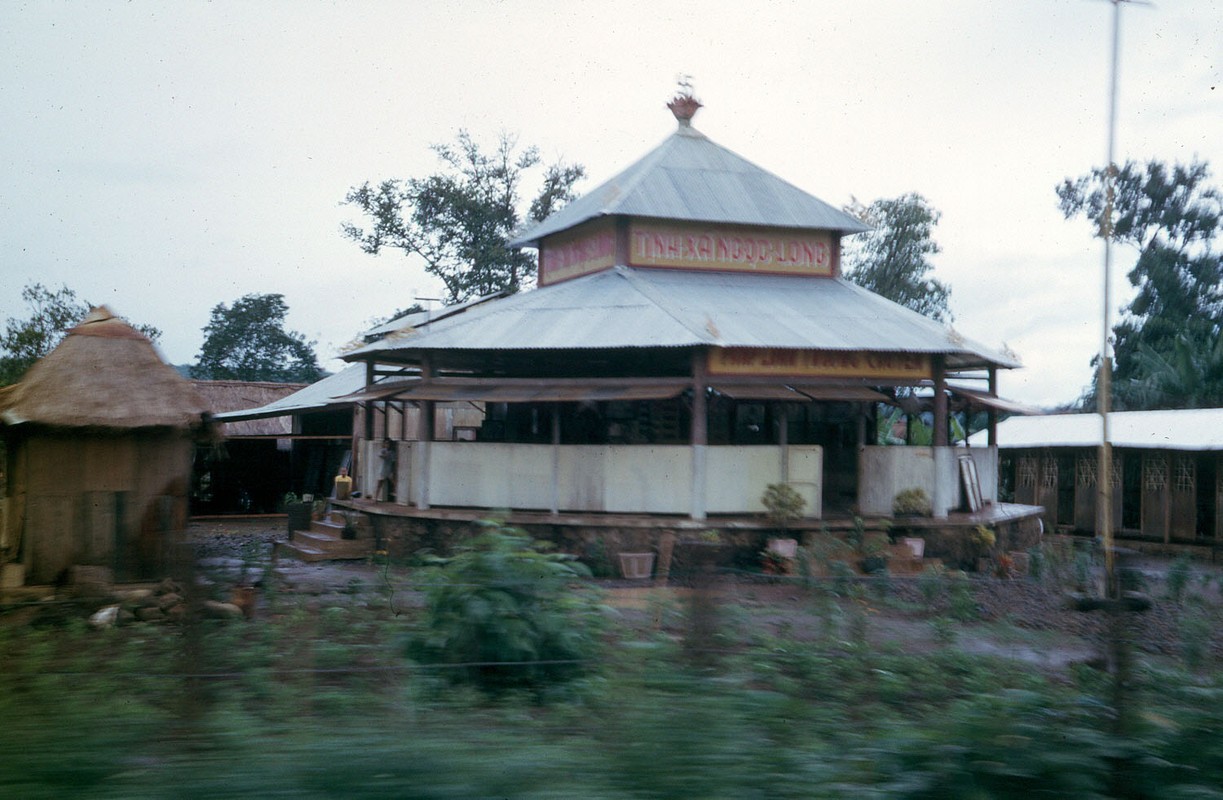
[1167,553,1192,604]
[405,520,604,694]
[919,563,948,608]
[761,482,806,527]
[892,487,932,517]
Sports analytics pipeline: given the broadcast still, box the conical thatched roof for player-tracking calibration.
[0,306,210,430]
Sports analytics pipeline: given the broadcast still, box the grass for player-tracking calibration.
[3,556,1223,797]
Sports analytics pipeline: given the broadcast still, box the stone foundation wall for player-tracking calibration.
[366,511,1045,576]
[890,514,1043,571]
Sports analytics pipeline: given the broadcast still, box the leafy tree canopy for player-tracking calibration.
[0,282,162,386]
[1057,159,1222,409]
[192,293,323,383]
[843,193,952,323]
[342,130,585,304]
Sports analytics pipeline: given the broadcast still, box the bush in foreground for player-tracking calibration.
[406,520,605,693]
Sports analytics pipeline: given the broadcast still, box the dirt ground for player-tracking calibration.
[187,518,1223,674]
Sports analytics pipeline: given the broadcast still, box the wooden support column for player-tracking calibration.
[690,351,709,521]
[932,356,948,447]
[362,367,375,445]
[987,366,999,447]
[550,403,561,515]
[355,359,376,488]
[778,403,789,484]
[416,355,434,510]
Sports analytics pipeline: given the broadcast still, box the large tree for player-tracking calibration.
[1057,159,1222,409]
[0,282,162,385]
[342,130,584,304]
[192,293,323,383]
[843,193,952,322]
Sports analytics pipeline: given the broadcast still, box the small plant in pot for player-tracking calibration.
[283,491,312,533]
[761,483,806,530]
[341,511,360,540]
[892,487,932,517]
[850,516,889,575]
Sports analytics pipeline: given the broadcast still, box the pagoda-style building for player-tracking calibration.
[341,94,1022,528]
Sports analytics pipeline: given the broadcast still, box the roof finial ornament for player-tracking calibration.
[667,75,702,127]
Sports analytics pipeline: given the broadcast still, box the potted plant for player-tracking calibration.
[283,492,312,533]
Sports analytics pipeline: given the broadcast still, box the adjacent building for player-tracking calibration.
[971,409,1223,542]
[0,308,212,583]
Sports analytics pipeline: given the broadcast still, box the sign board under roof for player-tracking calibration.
[537,218,617,286]
[708,348,930,381]
[629,221,834,276]
[537,218,838,286]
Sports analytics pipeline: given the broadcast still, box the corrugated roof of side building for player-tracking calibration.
[510,123,870,247]
[213,364,373,422]
[966,409,1223,451]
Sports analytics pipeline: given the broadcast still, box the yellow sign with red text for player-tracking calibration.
[708,348,930,380]
[630,221,833,276]
[538,220,617,286]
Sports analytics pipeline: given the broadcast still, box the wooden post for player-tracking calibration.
[932,356,948,447]
[551,403,561,515]
[778,402,789,484]
[691,351,708,521]
[416,355,434,510]
[987,366,999,447]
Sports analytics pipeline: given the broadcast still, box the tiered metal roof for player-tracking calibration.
[510,123,869,247]
[345,266,1018,370]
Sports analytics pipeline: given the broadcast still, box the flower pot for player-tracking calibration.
[859,555,889,575]
[286,501,312,533]
[619,552,655,580]
[901,537,925,559]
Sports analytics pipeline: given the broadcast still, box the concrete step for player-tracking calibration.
[310,518,345,535]
[276,541,331,562]
[311,511,373,538]
[279,531,375,561]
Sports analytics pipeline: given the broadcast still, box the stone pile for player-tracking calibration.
[87,578,249,629]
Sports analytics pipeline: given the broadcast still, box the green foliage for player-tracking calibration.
[11,577,1223,796]
[893,487,933,517]
[1027,543,1045,581]
[919,562,949,607]
[844,192,953,322]
[192,293,323,383]
[947,571,978,621]
[1180,607,1212,671]
[1167,553,1192,604]
[761,482,806,527]
[969,524,996,552]
[1058,159,1222,410]
[406,520,604,692]
[0,282,162,385]
[343,130,585,304]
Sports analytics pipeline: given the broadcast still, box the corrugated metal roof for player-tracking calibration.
[341,377,688,404]
[362,292,506,340]
[344,266,1018,370]
[511,124,870,247]
[966,409,1223,451]
[213,364,373,422]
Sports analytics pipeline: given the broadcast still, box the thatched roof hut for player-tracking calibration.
[0,307,211,585]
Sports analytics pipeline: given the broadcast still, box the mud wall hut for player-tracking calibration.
[0,307,211,584]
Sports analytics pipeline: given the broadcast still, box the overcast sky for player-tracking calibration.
[1,0,1219,407]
